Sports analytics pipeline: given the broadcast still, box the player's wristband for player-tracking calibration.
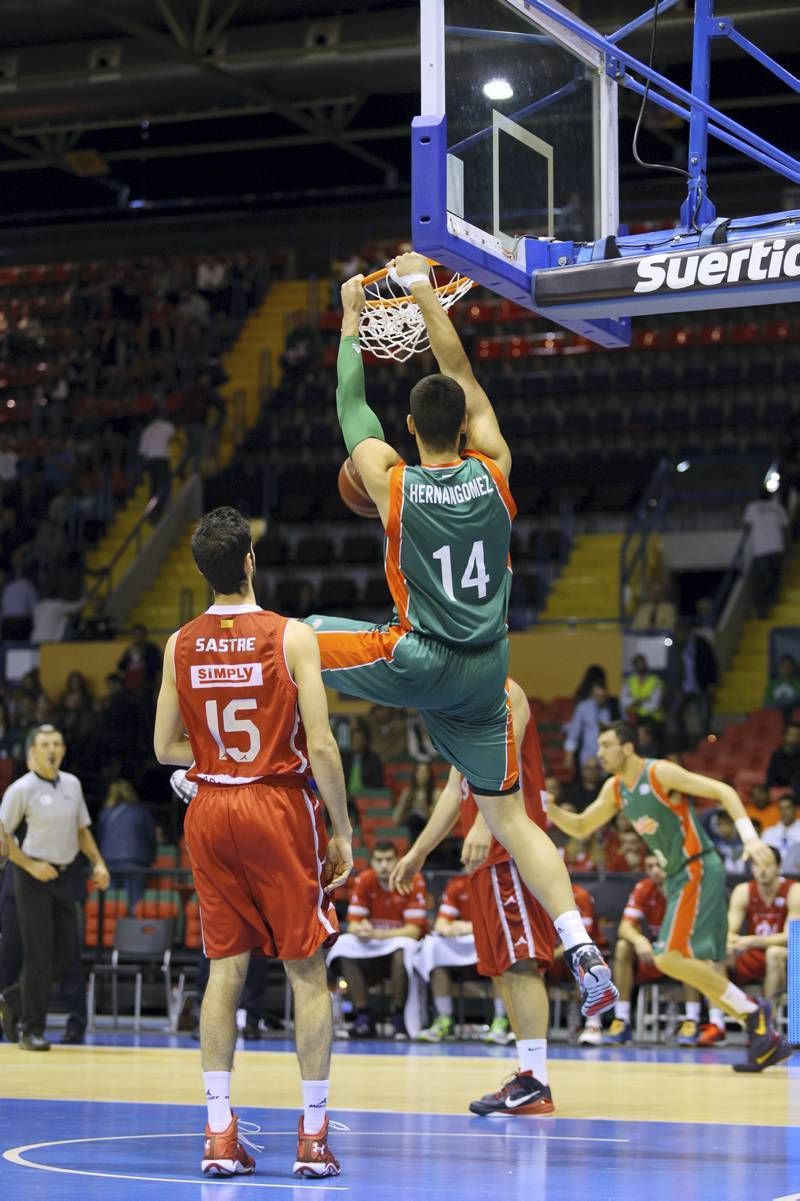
[735,817,758,843]
[388,266,431,290]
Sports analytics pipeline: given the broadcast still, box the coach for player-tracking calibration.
[0,724,109,1050]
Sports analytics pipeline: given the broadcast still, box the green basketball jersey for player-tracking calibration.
[384,451,516,646]
[615,758,715,876]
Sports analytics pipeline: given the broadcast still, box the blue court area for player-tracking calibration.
[2,1097,800,1201]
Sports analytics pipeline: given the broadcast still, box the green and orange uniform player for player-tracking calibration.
[305,250,618,1018]
[547,719,793,1072]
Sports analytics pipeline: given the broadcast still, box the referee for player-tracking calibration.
[0,724,109,1050]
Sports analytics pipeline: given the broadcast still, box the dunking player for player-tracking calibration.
[154,507,352,1178]
[392,680,556,1114]
[547,720,793,1072]
[307,252,616,1019]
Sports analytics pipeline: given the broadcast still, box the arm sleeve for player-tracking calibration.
[0,785,24,836]
[336,337,386,456]
[76,782,91,830]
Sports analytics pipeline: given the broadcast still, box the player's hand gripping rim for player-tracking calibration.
[323,835,353,894]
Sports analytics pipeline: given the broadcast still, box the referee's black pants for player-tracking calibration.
[13,861,84,1038]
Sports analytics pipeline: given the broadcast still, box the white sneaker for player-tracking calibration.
[577,1024,603,1046]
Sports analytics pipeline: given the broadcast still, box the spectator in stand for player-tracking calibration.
[605,853,699,1045]
[667,620,719,747]
[56,671,95,749]
[764,654,800,724]
[746,783,781,833]
[761,794,800,874]
[564,681,620,773]
[565,756,605,812]
[407,711,438,762]
[341,724,384,797]
[92,673,145,781]
[394,761,437,842]
[0,699,22,764]
[117,624,162,698]
[612,830,648,874]
[181,371,225,473]
[138,407,175,523]
[573,664,609,702]
[621,655,664,729]
[367,705,408,762]
[631,579,677,631]
[766,722,800,792]
[1,559,38,640]
[703,810,746,874]
[743,486,788,619]
[328,842,427,1038]
[97,779,157,910]
[635,718,663,759]
[30,592,85,645]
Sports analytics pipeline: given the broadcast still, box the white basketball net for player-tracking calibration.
[359,266,474,362]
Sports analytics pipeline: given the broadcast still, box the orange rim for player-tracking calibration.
[363,262,474,308]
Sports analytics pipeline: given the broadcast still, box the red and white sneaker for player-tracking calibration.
[697,1022,726,1047]
[565,943,619,1018]
[293,1115,341,1178]
[201,1113,256,1177]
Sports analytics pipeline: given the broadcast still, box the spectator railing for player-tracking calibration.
[619,457,672,625]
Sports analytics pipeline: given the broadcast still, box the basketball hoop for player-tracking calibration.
[359,259,475,362]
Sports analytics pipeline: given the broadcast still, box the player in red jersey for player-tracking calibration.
[329,841,427,1039]
[154,507,352,1180]
[392,680,557,1116]
[717,847,800,1045]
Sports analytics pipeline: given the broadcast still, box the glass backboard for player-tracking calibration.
[416,0,618,282]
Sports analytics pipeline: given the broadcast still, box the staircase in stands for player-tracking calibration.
[129,280,321,631]
[539,533,623,622]
[716,548,800,714]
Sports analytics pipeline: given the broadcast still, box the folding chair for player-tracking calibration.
[87,916,179,1032]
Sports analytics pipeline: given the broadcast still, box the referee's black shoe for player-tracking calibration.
[0,985,20,1043]
[61,1020,85,1045]
[19,1033,50,1051]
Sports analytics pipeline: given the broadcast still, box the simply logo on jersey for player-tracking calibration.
[634,236,800,295]
[190,663,264,688]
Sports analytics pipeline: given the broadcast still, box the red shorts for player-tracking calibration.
[470,860,555,977]
[634,959,663,985]
[731,947,766,985]
[184,781,339,960]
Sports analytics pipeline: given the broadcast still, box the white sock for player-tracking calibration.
[709,1007,726,1030]
[720,982,758,1019]
[203,1071,232,1133]
[494,998,507,1018]
[302,1079,329,1134]
[517,1038,548,1085]
[553,910,590,951]
[615,1000,631,1022]
[584,1016,601,1030]
[434,995,454,1018]
[685,1002,701,1022]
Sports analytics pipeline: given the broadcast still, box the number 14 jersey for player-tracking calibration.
[174,603,310,785]
[386,451,516,647]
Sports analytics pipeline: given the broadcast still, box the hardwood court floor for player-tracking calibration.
[1,1034,799,1200]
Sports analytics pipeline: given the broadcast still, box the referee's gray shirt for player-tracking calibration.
[0,770,91,865]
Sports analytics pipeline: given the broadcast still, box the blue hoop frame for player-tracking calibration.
[412,0,800,348]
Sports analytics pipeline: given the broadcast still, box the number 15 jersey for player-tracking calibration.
[174,603,310,786]
[386,451,515,647]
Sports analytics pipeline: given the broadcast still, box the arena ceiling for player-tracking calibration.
[0,0,797,232]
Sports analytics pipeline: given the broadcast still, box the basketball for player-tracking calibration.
[337,457,380,519]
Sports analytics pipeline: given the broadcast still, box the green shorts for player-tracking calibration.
[306,615,517,795]
[655,850,727,962]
